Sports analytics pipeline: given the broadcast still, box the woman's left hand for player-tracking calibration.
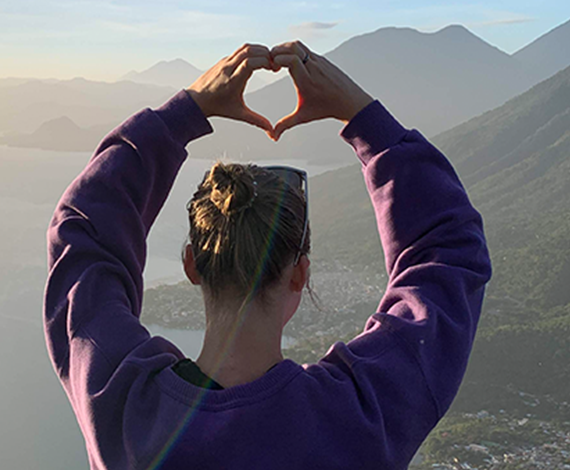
[186,44,277,135]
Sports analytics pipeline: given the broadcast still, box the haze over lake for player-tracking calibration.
[0,143,348,469]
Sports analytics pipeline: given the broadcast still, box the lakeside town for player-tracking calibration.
[141,259,387,341]
[413,410,570,469]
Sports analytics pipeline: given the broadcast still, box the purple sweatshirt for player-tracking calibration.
[44,90,491,469]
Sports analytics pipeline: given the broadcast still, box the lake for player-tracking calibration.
[0,145,351,287]
[147,325,298,359]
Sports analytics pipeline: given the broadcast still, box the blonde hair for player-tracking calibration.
[183,162,310,301]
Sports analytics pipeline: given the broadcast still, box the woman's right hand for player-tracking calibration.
[186,43,276,135]
[270,40,374,141]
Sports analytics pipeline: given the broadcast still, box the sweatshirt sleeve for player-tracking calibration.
[313,100,492,464]
[43,90,212,446]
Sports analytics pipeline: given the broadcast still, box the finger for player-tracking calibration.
[229,45,271,72]
[270,56,281,72]
[233,56,273,81]
[270,40,311,60]
[272,54,309,83]
[238,106,274,133]
[228,43,249,60]
[230,44,282,73]
[229,43,269,61]
[273,110,310,141]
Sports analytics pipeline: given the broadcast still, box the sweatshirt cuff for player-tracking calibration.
[154,89,214,147]
[340,100,407,165]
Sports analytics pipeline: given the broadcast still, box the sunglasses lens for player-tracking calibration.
[268,169,304,191]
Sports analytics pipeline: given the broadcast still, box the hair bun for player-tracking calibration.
[207,163,256,216]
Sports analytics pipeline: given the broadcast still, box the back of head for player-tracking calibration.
[185,162,310,301]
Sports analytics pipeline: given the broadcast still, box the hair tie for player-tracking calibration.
[234,180,257,214]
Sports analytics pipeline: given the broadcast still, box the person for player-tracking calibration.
[43,41,492,469]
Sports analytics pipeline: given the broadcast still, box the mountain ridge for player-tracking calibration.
[121,58,203,90]
[513,18,570,83]
[2,116,112,152]
[121,58,271,94]
[4,21,570,155]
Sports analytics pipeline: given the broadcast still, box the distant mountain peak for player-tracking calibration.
[435,24,472,36]
[146,58,201,72]
[37,116,81,133]
[117,57,271,93]
[351,23,483,47]
[438,24,468,32]
[119,59,203,90]
[368,25,419,36]
[371,23,471,36]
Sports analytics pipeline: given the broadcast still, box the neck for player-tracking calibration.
[195,296,285,388]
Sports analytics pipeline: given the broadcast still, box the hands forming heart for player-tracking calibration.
[185,41,374,141]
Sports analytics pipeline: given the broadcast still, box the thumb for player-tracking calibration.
[238,106,274,134]
[273,109,309,141]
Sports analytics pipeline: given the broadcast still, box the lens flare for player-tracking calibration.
[145,178,288,469]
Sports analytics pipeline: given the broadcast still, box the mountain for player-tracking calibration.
[514,18,570,85]
[0,78,175,137]
[1,116,112,152]
[251,25,535,135]
[121,58,271,93]
[0,77,40,88]
[185,24,541,166]
[121,58,203,90]
[6,22,570,156]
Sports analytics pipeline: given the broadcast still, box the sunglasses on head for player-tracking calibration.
[263,165,309,265]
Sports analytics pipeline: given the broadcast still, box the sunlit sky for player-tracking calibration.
[1,0,569,82]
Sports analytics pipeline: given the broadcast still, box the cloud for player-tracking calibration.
[475,17,536,27]
[289,21,339,34]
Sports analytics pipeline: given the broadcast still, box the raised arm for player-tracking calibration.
[341,103,492,416]
[44,90,212,381]
[43,45,275,468]
[271,41,492,466]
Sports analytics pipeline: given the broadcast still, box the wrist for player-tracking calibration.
[185,88,212,118]
[341,93,375,124]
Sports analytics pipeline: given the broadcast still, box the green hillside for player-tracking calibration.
[308,163,384,271]
[435,66,570,312]
[300,65,570,407]
[311,65,570,309]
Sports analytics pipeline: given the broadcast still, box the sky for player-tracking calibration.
[1,0,569,82]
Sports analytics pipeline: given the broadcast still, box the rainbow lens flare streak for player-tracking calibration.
[145,184,288,470]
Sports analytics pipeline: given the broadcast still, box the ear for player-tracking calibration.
[289,255,310,292]
[183,245,202,285]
